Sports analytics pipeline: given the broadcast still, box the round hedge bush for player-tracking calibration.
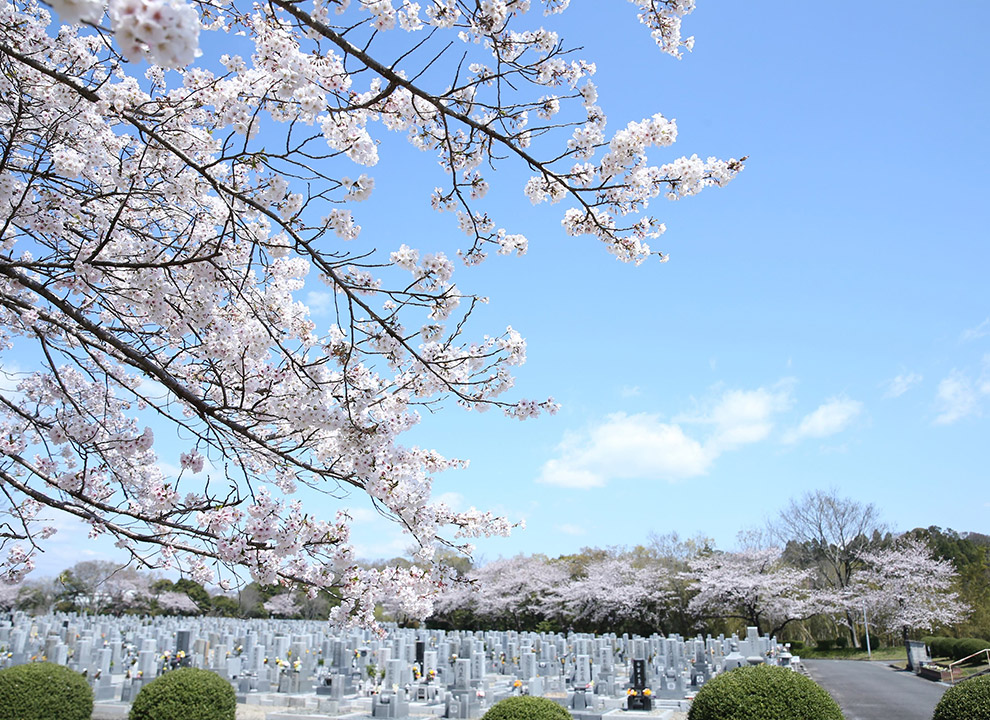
[481,696,572,720]
[129,667,235,720]
[933,675,990,720]
[688,664,843,720]
[0,661,93,720]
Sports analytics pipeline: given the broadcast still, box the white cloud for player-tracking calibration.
[883,372,923,398]
[934,370,981,425]
[695,385,793,452]
[306,291,333,316]
[980,355,990,396]
[962,318,990,341]
[783,397,863,444]
[536,412,710,488]
[619,385,642,398]
[29,510,125,576]
[674,382,793,453]
[555,524,586,536]
[433,492,466,510]
[342,506,413,560]
[351,534,412,560]
[538,460,605,489]
[341,506,383,524]
[135,376,171,401]
[539,383,797,490]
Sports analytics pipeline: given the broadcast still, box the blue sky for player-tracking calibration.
[22,2,990,575]
[392,1,990,563]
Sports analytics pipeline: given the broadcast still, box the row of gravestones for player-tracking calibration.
[0,613,792,716]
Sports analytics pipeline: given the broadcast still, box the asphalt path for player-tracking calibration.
[804,659,947,720]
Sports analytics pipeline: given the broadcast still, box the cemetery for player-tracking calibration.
[0,612,804,719]
[1,0,987,717]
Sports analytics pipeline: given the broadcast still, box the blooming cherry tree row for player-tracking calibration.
[432,551,679,633]
[432,538,969,641]
[0,0,741,627]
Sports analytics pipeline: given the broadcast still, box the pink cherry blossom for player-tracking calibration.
[0,0,739,629]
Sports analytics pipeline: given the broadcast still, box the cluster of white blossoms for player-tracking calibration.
[110,0,200,67]
[50,0,202,66]
[48,0,201,67]
[0,0,740,627]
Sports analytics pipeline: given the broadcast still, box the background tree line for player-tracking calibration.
[0,560,339,620]
[427,490,986,648]
[1,491,986,650]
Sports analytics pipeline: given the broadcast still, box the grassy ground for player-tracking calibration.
[796,646,907,662]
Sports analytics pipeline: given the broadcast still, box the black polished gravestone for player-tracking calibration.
[626,659,652,711]
[175,629,192,668]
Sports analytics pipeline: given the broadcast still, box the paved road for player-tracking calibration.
[804,659,947,720]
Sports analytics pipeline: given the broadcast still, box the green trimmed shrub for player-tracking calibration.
[0,661,93,720]
[129,667,235,720]
[933,675,990,719]
[481,696,572,720]
[923,635,990,661]
[956,638,989,662]
[815,639,835,651]
[946,638,969,660]
[931,636,957,659]
[688,664,844,720]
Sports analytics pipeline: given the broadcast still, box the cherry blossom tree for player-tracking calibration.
[14,576,57,613]
[555,553,672,634]
[0,579,17,610]
[156,589,200,614]
[264,591,302,618]
[0,0,741,627]
[646,531,714,634]
[54,560,150,614]
[433,554,569,630]
[845,537,969,655]
[772,489,888,646]
[684,547,831,638]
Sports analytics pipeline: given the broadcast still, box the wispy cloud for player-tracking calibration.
[538,383,794,489]
[883,372,923,398]
[619,385,642,398]
[980,354,990,396]
[681,383,794,453]
[555,524,586,536]
[306,291,334,315]
[783,397,863,444]
[962,318,990,341]
[433,492,465,510]
[30,511,122,576]
[934,370,981,425]
[343,506,413,560]
[537,412,710,488]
